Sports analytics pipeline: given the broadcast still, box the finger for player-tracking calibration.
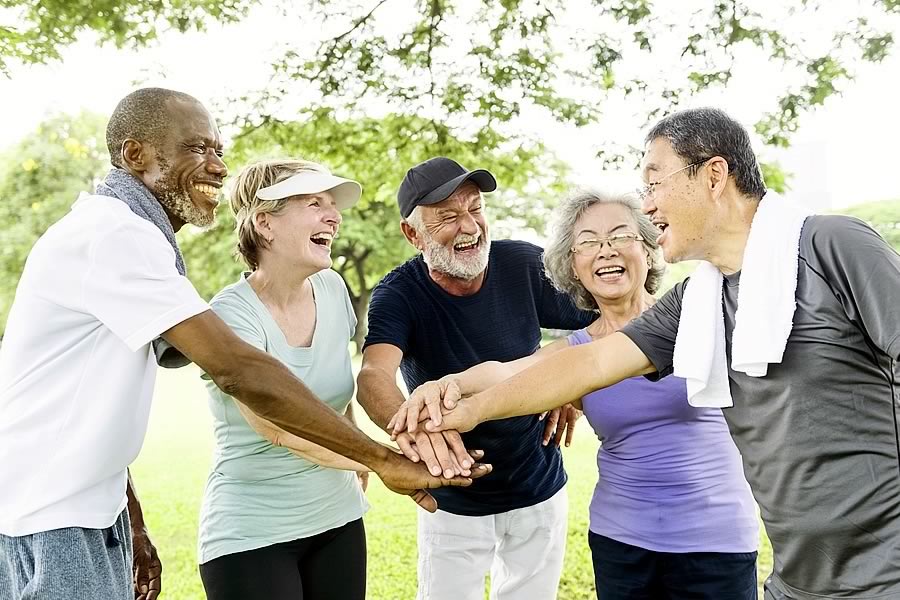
[554,420,566,447]
[443,430,473,469]
[409,489,437,512]
[542,410,560,445]
[424,384,443,429]
[442,381,461,410]
[414,434,443,476]
[538,411,547,421]
[468,463,492,479]
[395,434,420,463]
[391,404,409,435]
[420,431,458,478]
[565,409,578,447]
[407,393,427,434]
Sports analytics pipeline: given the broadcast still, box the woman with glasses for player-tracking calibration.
[393,190,758,599]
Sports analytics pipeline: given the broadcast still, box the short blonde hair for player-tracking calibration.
[230,158,329,270]
[543,188,666,311]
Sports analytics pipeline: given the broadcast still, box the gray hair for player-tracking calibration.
[543,189,666,311]
[646,107,766,200]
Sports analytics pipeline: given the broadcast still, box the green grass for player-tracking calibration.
[132,365,772,599]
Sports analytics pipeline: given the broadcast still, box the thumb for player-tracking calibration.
[410,489,437,512]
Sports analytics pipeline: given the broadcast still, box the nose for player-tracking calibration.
[596,241,619,259]
[640,193,655,216]
[206,152,228,180]
[458,212,479,235]
[324,204,341,226]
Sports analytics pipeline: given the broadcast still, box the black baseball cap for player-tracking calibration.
[397,157,497,218]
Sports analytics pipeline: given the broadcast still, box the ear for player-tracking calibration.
[253,212,274,243]
[121,139,151,173]
[400,220,424,251]
[706,156,730,199]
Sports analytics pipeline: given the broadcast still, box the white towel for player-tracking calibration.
[672,192,812,408]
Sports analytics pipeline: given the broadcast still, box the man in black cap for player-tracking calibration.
[357,157,592,599]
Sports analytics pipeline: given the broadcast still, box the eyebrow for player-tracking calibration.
[576,223,632,236]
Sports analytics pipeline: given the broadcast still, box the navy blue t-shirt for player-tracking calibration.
[364,239,594,515]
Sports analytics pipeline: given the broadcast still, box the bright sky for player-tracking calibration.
[1,2,898,211]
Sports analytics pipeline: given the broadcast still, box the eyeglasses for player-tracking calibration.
[571,232,643,255]
[637,159,709,201]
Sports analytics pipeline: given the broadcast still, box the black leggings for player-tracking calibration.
[199,519,366,600]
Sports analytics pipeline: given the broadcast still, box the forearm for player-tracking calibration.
[126,469,147,532]
[357,366,408,432]
[469,333,652,421]
[236,402,369,471]
[443,360,523,396]
[214,351,391,473]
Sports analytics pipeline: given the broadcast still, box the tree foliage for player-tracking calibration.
[0,0,252,74]
[841,199,900,250]
[180,108,568,349]
[0,112,108,331]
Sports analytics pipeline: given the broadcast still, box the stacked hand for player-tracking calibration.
[387,378,580,448]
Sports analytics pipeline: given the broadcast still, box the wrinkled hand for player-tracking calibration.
[357,471,369,493]
[539,403,582,447]
[388,378,462,436]
[375,451,492,512]
[131,529,161,600]
[392,429,482,479]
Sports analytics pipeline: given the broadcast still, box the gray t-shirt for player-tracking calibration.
[623,215,900,599]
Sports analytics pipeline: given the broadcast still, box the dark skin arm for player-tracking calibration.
[161,311,489,510]
[127,470,161,600]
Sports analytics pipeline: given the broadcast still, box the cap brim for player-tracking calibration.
[416,169,497,209]
[256,172,362,210]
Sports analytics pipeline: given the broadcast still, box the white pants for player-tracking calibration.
[416,486,568,600]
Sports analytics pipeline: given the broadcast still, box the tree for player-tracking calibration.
[0,0,252,74]
[180,109,567,350]
[841,199,900,250]
[0,112,108,332]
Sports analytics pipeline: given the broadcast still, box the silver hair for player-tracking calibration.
[543,188,666,311]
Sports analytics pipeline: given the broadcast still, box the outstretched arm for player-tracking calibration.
[432,332,654,433]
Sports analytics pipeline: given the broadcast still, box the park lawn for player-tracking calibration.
[132,364,772,599]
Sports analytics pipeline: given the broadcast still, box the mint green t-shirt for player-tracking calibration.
[198,269,369,564]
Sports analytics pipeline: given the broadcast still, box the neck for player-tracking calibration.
[248,258,317,309]
[703,191,759,275]
[161,205,185,233]
[590,290,655,335]
[428,267,486,296]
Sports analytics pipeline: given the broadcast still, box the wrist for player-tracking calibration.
[366,443,395,475]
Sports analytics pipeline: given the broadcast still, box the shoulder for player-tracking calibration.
[312,269,351,298]
[802,214,874,242]
[491,239,543,262]
[210,279,257,321]
[800,214,886,266]
[373,255,422,293]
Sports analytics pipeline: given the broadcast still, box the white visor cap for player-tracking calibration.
[255,171,362,210]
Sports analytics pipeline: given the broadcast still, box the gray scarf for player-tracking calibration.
[95,168,191,368]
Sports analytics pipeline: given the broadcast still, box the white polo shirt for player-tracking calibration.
[0,194,209,536]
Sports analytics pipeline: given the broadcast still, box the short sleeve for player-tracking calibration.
[363,278,415,354]
[621,280,686,378]
[209,293,266,352]
[82,222,208,351]
[803,215,900,359]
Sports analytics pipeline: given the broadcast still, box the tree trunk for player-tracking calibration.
[350,291,370,355]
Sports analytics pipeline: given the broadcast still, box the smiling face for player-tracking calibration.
[640,137,714,263]
[257,190,341,273]
[405,182,491,280]
[142,98,227,228]
[571,202,650,307]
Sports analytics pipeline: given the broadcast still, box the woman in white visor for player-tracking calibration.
[197,158,370,600]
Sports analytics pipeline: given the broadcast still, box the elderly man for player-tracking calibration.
[0,90,481,600]
[358,156,592,599]
[415,109,900,600]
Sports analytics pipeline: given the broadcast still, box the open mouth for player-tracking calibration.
[595,265,625,281]
[310,231,334,249]
[453,237,480,253]
[193,183,220,203]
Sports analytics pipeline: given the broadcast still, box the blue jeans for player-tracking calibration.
[0,509,132,600]
[589,531,758,600]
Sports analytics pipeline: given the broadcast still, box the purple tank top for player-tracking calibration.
[569,329,758,553]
